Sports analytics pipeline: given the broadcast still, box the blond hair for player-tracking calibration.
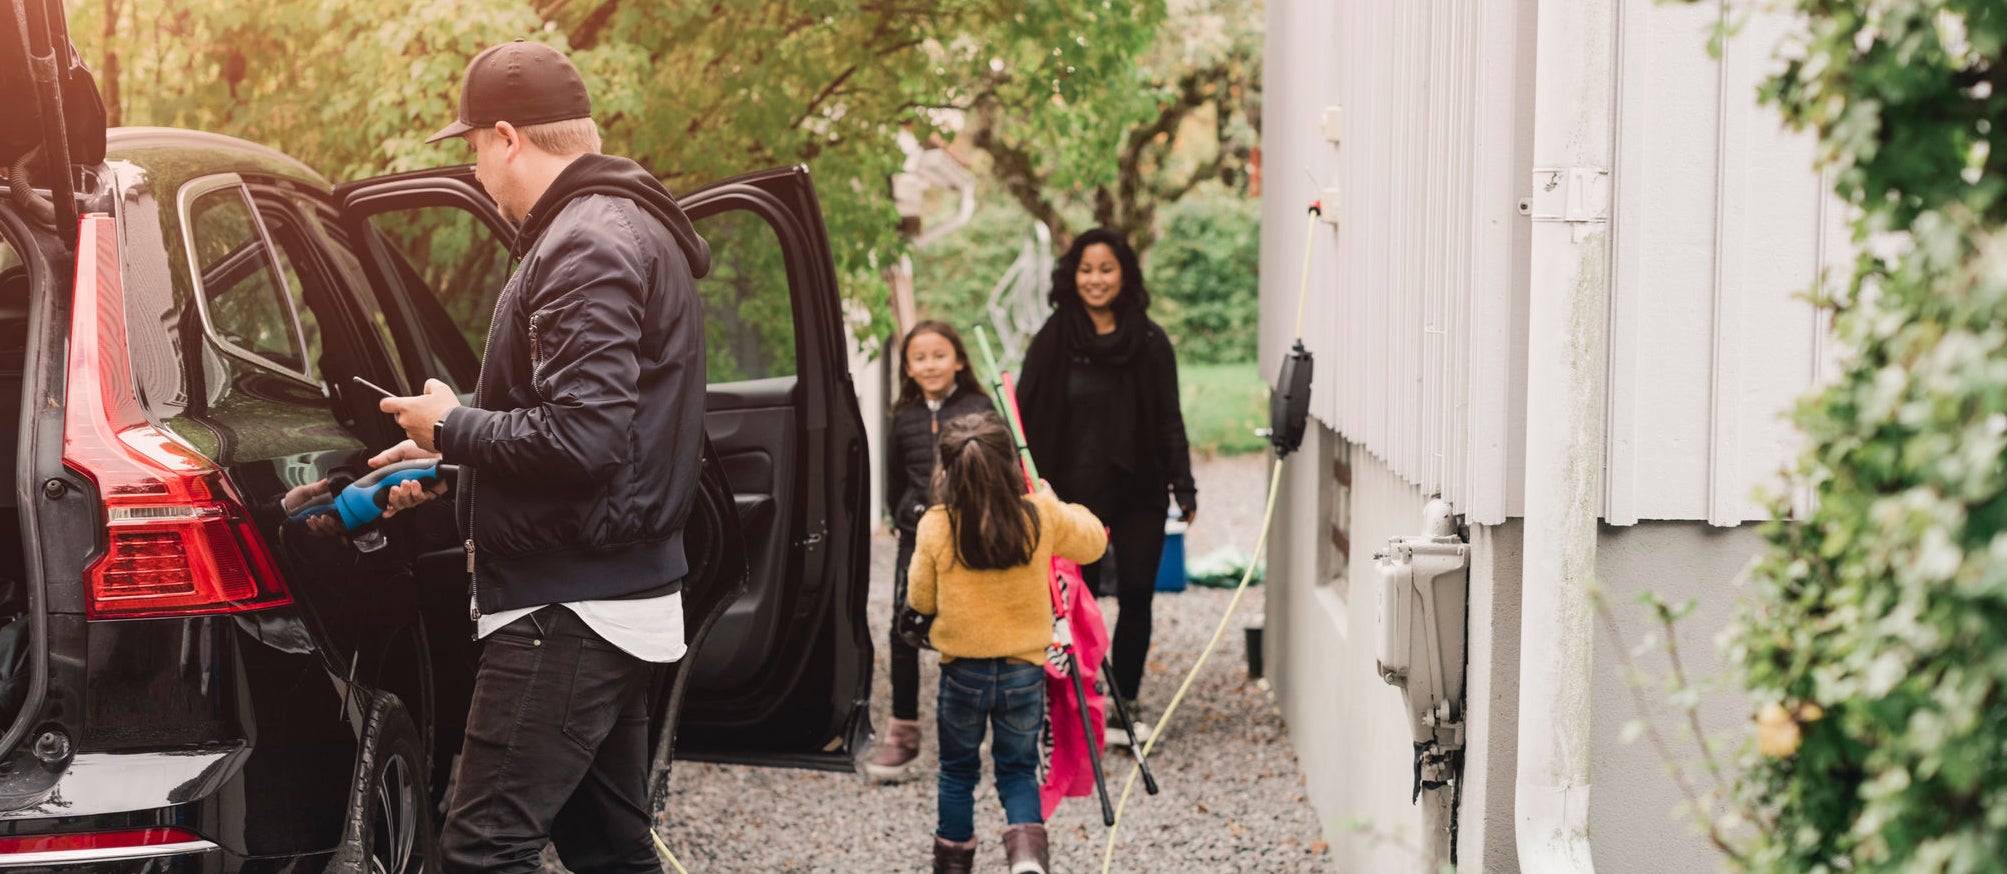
[477,118,602,156]
[520,117,601,155]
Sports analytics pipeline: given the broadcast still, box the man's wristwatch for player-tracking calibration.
[433,411,447,454]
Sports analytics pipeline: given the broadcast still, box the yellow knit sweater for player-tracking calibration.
[907,489,1108,664]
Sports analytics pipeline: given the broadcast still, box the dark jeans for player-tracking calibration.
[440,608,661,874]
[935,658,1045,842]
[1085,489,1169,703]
[889,532,921,721]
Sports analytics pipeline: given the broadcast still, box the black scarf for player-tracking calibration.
[1058,303,1150,367]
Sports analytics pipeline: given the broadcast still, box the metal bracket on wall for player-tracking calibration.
[1526,166,1610,224]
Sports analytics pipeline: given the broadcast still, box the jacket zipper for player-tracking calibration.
[465,273,523,625]
[528,313,548,398]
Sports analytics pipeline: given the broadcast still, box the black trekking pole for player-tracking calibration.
[1101,661,1159,795]
[1069,647,1117,826]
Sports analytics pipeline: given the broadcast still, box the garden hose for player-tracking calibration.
[1099,203,1321,873]
[652,829,691,874]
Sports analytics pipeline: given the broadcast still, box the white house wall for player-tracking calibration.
[1267,0,1839,528]
[1603,2,1845,525]
[1264,0,1524,526]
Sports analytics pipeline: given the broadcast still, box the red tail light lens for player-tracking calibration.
[61,214,292,620]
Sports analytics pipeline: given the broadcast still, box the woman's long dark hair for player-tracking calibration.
[932,413,1039,571]
[894,320,987,411]
[1049,227,1151,312]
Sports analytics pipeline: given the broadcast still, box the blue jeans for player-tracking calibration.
[936,658,1046,841]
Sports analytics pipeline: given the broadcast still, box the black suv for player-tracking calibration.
[0,4,873,870]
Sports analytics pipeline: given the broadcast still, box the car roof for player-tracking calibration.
[104,127,331,196]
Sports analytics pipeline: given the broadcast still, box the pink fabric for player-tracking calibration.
[1040,556,1109,818]
[995,369,1110,819]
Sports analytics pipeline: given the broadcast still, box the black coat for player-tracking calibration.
[884,386,997,534]
[438,153,712,616]
[1017,312,1196,512]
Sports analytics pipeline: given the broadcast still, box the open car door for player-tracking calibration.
[332,162,874,775]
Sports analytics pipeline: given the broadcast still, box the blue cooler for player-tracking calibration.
[1155,507,1188,592]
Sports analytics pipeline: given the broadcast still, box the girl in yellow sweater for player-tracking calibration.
[908,413,1107,874]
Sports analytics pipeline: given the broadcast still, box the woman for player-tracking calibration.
[1017,227,1196,740]
[864,321,997,784]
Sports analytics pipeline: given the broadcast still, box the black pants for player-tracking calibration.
[889,532,921,721]
[440,608,661,874]
[1085,489,1169,703]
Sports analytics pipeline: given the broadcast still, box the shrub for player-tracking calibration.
[1726,2,2007,870]
[1147,183,1260,365]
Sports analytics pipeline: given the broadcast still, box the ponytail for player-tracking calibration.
[933,413,1039,571]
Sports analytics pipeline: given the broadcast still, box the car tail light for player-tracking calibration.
[0,826,207,854]
[61,214,292,620]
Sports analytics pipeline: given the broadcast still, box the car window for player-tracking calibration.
[285,194,410,390]
[365,207,512,389]
[186,185,308,375]
[266,235,322,375]
[693,210,797,382]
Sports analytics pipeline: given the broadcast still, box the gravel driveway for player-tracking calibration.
[642,453,1332,873]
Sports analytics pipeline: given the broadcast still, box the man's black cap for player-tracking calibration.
[426,39,592,144]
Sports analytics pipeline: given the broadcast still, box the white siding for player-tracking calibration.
[1603,2,1847,525]
[1274,0,1522,525]
[1267,0,1843,527]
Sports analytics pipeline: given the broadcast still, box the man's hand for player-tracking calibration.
[369,440,448,518]
[380,379,460,452]
[281,479,346,537]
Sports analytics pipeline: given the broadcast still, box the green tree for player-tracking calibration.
[1718,2,2007,871]
[67,0,1175,331]
[961,0,1261,255]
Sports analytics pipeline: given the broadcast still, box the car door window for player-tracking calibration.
[697,210,797,382]
[185,183,310,376]
[283,194,411,391]
[365,208,513,389]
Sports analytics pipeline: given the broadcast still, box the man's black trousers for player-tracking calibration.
[440,607,662,873]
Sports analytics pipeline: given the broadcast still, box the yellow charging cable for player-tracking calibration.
[1099,458,1286,874]
[1099,204,1321,873]
[652,830,691,874]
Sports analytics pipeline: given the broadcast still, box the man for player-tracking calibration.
[372,38,710,873]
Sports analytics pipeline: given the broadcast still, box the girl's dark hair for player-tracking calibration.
[1049,227,1150,312]
[894,321,987,410]
[932,413,1039,571]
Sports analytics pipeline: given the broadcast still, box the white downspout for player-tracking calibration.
[1515,0,1615,868]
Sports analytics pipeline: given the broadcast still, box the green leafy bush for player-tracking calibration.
[1726,2,2007,871]
[1149,183,1260,365]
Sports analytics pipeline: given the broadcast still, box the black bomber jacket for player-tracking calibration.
[437,153,712,618]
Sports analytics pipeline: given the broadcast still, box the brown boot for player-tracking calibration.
[932,835,977,874]
[863,718,922,783]
[1002,823,1049,874]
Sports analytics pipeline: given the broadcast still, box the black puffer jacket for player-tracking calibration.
[884,387,996,534]
[438,153,711,616]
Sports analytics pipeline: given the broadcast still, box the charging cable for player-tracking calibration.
[1099,203,1322,873]
[652,830,691,874]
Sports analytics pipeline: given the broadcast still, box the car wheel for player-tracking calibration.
[329,692,438,874]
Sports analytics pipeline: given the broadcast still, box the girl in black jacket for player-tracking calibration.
[864,321,998,784]
[1017,228,1196,741]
